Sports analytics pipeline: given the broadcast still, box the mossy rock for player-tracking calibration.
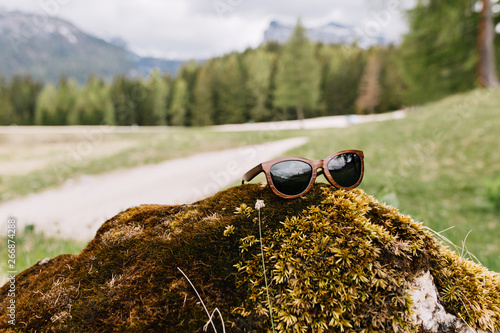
[0,184,499,332]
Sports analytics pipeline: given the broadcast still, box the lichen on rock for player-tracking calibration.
[0,184,499,332]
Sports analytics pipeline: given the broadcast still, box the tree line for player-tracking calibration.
[0,23,406,126]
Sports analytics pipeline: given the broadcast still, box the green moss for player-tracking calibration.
[0,184,498,332]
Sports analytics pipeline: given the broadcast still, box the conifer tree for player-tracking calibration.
[273,19,321,121]
[191,61,216,126]
[213,52,249,124]
[0,77,15,125]
[145,70,169,126]
[129,79,149,126]
[9,75,43,125]
[176,61,199,126]
[321,45,366,116]
[244,49,275,122]
[168,77,188,126]
[377,47,406,113]
[34,84,58,125]
[110,75,136,125]
[56,76,77,125]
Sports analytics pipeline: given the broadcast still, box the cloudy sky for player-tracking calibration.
[1,0,416,59]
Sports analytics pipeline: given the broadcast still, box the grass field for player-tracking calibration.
[1,87,499,277]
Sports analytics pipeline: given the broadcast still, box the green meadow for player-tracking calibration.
[1,87,499,276]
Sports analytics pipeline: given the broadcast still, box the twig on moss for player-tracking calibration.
[177,267,226,333]
[255,200,275,333]
[457,312,478,333]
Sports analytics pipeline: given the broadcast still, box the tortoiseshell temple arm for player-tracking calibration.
[241,164,263,184]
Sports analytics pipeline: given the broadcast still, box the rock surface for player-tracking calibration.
[0,184,499,332]
[409,271,493,333]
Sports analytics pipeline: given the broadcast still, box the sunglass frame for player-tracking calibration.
[242,150,364,199]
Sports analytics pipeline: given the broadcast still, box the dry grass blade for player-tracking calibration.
[177,267,226,333]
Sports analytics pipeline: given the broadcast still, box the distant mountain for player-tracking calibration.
[263,20,387,47]
[130,56,188,79]
[0,10,187,83]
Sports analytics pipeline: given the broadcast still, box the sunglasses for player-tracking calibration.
[242,150,364,199]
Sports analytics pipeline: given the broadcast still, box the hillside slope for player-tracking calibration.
[0,10,185,82]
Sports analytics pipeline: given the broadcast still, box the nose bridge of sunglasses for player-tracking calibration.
[312,160,324,173]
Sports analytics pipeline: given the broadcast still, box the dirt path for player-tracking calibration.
[212,110,406,132]
[0,137,308,240]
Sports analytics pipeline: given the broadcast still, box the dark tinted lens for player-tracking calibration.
[327,153,362,188]
[270,161,313,196]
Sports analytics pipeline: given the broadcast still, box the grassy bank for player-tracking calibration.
[1,227,87,284]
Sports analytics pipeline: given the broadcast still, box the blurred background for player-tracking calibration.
[0,0,499,275]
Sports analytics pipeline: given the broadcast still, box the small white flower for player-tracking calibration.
[255,199,265,210]
[38,258,51,265]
